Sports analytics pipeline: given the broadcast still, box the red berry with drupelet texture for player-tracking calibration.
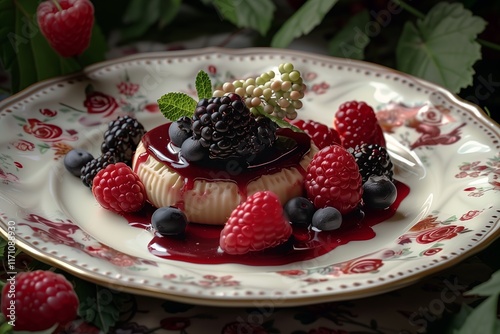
[304,145,363,215]
[92,162,147,213]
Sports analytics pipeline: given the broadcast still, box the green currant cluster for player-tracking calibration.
[213,63,306,120]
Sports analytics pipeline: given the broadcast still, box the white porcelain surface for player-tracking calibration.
[0,48,498,306]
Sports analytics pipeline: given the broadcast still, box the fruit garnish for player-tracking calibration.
[351,143,394,184]
[304,145,363,215]
[152,206,188,236]
[312,206,343,231]
[219,191,292,255]
[283,196,315,227]
[92,162,147,213]
[1,270,79,331]
[157,63,305,130]
[36,0,94,58]
[64,148,94,177]
[80,150,116,188]
[101,115,146,165]
[362,175,398,210]
[333,100,384,149]
[289,118,341,149]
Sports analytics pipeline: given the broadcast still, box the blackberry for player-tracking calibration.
[80,151,117,188]
[101,115,145,165]
[351,143,394,184]
[186,93,277,161]
[168,116,192,147]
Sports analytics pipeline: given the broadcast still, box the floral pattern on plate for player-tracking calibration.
[0,48,498,306]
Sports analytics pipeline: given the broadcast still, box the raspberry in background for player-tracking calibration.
[304,145,363,214]
[219,191,292,255]
[289,118,341,149]
[333,100,385,149]
[92,162,147,213]
[1,270,79,331]
[37,0,94,58]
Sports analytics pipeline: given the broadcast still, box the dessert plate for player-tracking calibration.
[0,48,498,306]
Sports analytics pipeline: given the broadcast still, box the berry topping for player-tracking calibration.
[333,101,384,149]
[283,196,315,227]
[36,0,94,58]
[80,151,116,188]
[1,270,79,331]
[182,93,278,161]
[219,191,292,255]
[101,115,146,165]
[312,207,343,231]
[213,62,306,119]
[152,206,188,236]
[304,145,363,214]
[168,116,193,147]
[351,143,394,184]
[289,119,341,149]
[92,162,147,213]
[362,175,397,210]
[64,148,94,177]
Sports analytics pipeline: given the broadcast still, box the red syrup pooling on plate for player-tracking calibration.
[125,181,408,266]
[126,122,411,266]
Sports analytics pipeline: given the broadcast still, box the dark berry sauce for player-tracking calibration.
[135,122,312,189]
[127,121,410,265]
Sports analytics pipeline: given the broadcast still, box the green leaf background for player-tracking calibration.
[396,2,486,92]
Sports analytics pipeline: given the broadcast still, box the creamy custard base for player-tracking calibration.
[132,123,318,225]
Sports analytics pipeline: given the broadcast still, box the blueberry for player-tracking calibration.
[283,197,315,226]
[151,206,188,236]
[168,118,192,147]
[312,207,342,231]
[362,175,397,210]
[181,137,207,162]
[64,149,94,177]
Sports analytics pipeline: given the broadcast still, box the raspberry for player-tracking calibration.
[80,151,116,188]
[304,145,363,214]
[1,270,78,331]
[289,119,341,149]
[183,93,278,161]
[219,191,292,255]
[92,162,147,213]
[37,0,94,58]
[101,115,146,165]
[333,101,383,149]
[351,143,394,184]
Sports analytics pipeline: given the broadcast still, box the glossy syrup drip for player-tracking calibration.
[136,122,312,210]
[123,181,410,266]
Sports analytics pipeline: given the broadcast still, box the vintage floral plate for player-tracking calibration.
[0,48,498,307]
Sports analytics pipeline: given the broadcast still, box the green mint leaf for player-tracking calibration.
[328,9,370,60]
[452,294,500,334]
[396,2,487,93]
[195,70,213,100]
[271,0,339,48]
[157,92,197,120]
[213,0,275,35]
[464,269,500,297]
[158,0,182,29]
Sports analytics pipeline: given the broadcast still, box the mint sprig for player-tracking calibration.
[157,92,197,120]
[195,70,212,100]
